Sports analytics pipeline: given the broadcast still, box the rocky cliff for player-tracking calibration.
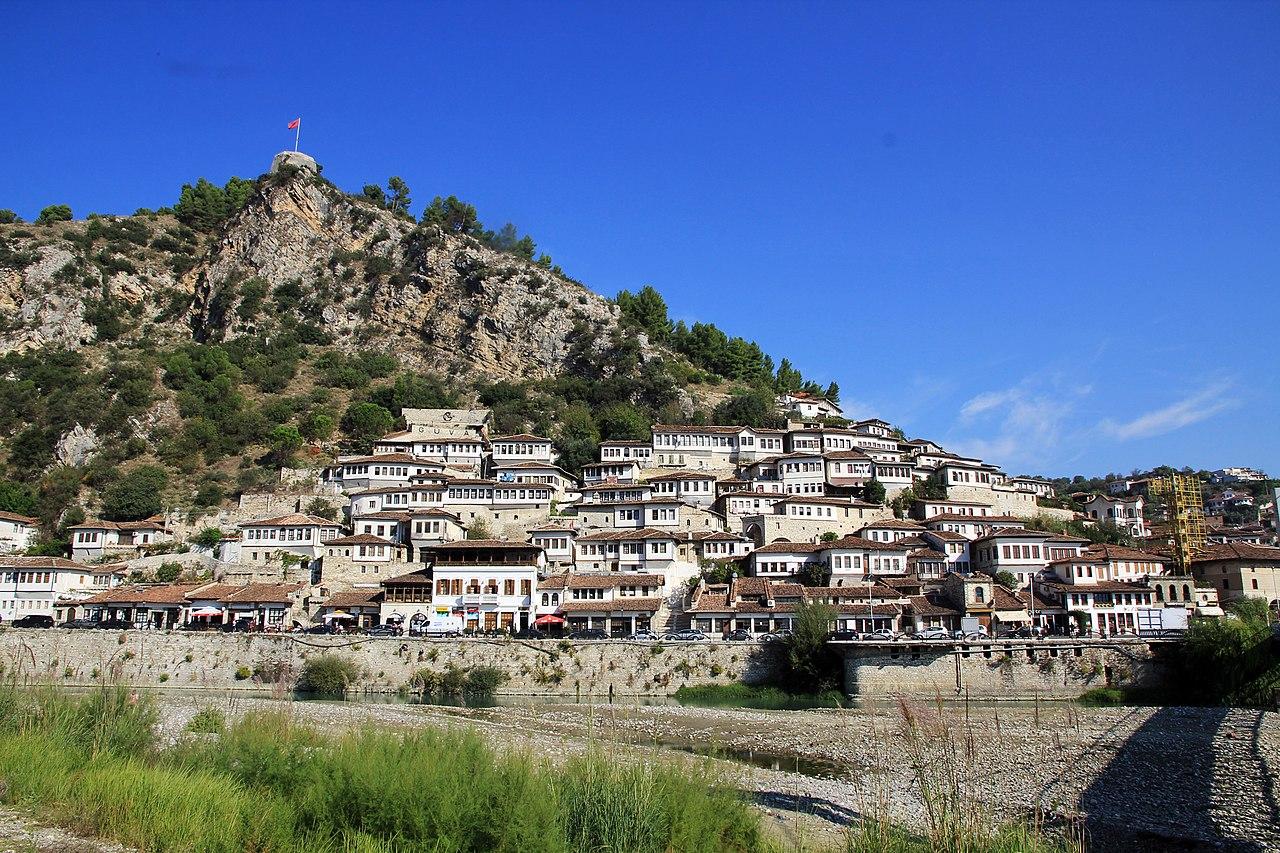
[0,164,632,380]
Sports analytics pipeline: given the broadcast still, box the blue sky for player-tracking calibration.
[3,1,1277,478]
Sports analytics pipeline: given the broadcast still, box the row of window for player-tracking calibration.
[244,527,338,542]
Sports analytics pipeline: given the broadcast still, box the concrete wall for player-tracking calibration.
[839,640,1171,699]
[0,629,778,698]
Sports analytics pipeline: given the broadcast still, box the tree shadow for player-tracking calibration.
[1078,705,1274,851]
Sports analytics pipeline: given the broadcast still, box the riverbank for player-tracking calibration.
[145,691,1279,850]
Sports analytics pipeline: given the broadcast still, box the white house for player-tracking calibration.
[776,391,843,420]
[488,433,556,466]
[1080,494,1149,538]
[825,450,873,488]
[238,513,344,566]
[646,471,717,507]
[69,518,170,562]
[0,556,121,622]
[327,453,446,491]
[749,541,826,578]
[823,535,912,582]
[971,528,1053,589]
[528,521,577,567]
[573,528,678,573]
[424,540,542,633]
[599,440,653,466]
[0,511,39,554]
[581,461,642,485]
[539,573,666,635]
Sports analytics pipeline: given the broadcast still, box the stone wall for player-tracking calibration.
[840,639,1172,699]
[0,629,778,698]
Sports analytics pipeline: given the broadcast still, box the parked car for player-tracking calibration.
[760,629,793,643]
[997,626,1038,639]
[11,614,54,628]
[723,628,753,642]
[955,629,990,641]
[862,629,898,642]
[627,630,659,641]
[912,626,952,641]
[514,627,547,639]
[663,629,708,642]
[828,630,860,641]
[568,628,609,640]
[65,618,98,630]
[365,624,403,637]
[96,618,132,631]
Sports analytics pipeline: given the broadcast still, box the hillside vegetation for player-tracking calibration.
[0,165,835,550]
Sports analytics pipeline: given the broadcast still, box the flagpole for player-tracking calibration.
[294,118,300,152]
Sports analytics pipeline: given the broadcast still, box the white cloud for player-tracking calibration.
[946,376,1092,472]
[1100,385,1237,441]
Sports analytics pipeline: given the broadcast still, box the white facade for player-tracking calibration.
[0,556,119,621]
[0,512,38,554]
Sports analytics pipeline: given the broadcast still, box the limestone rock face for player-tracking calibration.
[0,170,643,382]
[54,424,100,467]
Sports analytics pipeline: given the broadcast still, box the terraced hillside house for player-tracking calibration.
[316,534,410,592]
[1080,493,1149,538]
[528,521,577,568]
[651,425,784,469]
[646,471,716,507]
[326,453,446,491]
[542,572,666,634]
[581,460,642,485]
[573,528,678,573]
[971,528,1054,589]
[823,535,912,582]
[220,583,308,631]
[488,434,556,465]
[371,431,485,473]
[598,440,652,466]
[68,517,170,562]
[237,513,344,567]
[1191,543,1280,608]
[0,511,38,554]
[776,391,843,420]
[423,540,542,632]
[749,541,826,579]
[1037,569,1158,635]
[1,556,120,622]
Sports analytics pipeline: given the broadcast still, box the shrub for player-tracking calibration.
[297,655,359,695]
[101,465,168,521]
[186,707,225,734]
[234,666,252,680]
[37,204,73,224]
[154,562,182,583]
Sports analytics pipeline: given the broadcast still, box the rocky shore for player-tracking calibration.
[143,694,1278,851]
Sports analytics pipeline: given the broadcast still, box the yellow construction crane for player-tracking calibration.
[1148,472,1207,573]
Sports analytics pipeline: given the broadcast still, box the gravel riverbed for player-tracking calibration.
[145,693,1278,851]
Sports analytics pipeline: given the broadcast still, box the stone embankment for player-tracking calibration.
[0,629,1180,699]
[0,628,777,697]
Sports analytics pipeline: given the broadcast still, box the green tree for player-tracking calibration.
[0,209,20,224]
[340,402,395,449]
[299,411,335,443]
[993,571,1019,590]
[155,562,183,583]
[615,285,672,343]
[386,177,412,215]
[710,389,784,429]
[824,381,840,402]
[779,600,841,692]
[595,402,651,442]
[305,498,337,521]
[36,205,72,225]
[191,527,223,549]
[268,424,303,467]
[0,479,38,516]
[174,177,250,231]
[796,561,827,587]
[101,465,168,521]
[863,478,886,504]
[554,403,600,474]
[774,358,803,393]
[466,517,493,540]
[421,195,481,235]
[361,184,388,208]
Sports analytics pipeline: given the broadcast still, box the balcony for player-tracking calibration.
[462,593,500,605]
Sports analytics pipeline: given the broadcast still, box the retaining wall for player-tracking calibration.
[839,639,1172,699]
[0,629,778,697]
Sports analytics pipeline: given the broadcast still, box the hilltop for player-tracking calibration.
[0,154,834,542]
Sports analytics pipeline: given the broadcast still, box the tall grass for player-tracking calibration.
[0,686,769,853]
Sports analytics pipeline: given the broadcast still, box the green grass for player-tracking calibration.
[845,818,1078,853]
[674,683,846,710]
[0,686,768,853]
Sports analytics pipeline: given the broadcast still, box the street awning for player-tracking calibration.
[190,606,223,617]
[533,614,565,625]
[323,611,353,620]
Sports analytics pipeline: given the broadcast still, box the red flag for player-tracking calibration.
[287,118,300,129]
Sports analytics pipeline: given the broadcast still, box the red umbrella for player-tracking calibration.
[533,614,565,626]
